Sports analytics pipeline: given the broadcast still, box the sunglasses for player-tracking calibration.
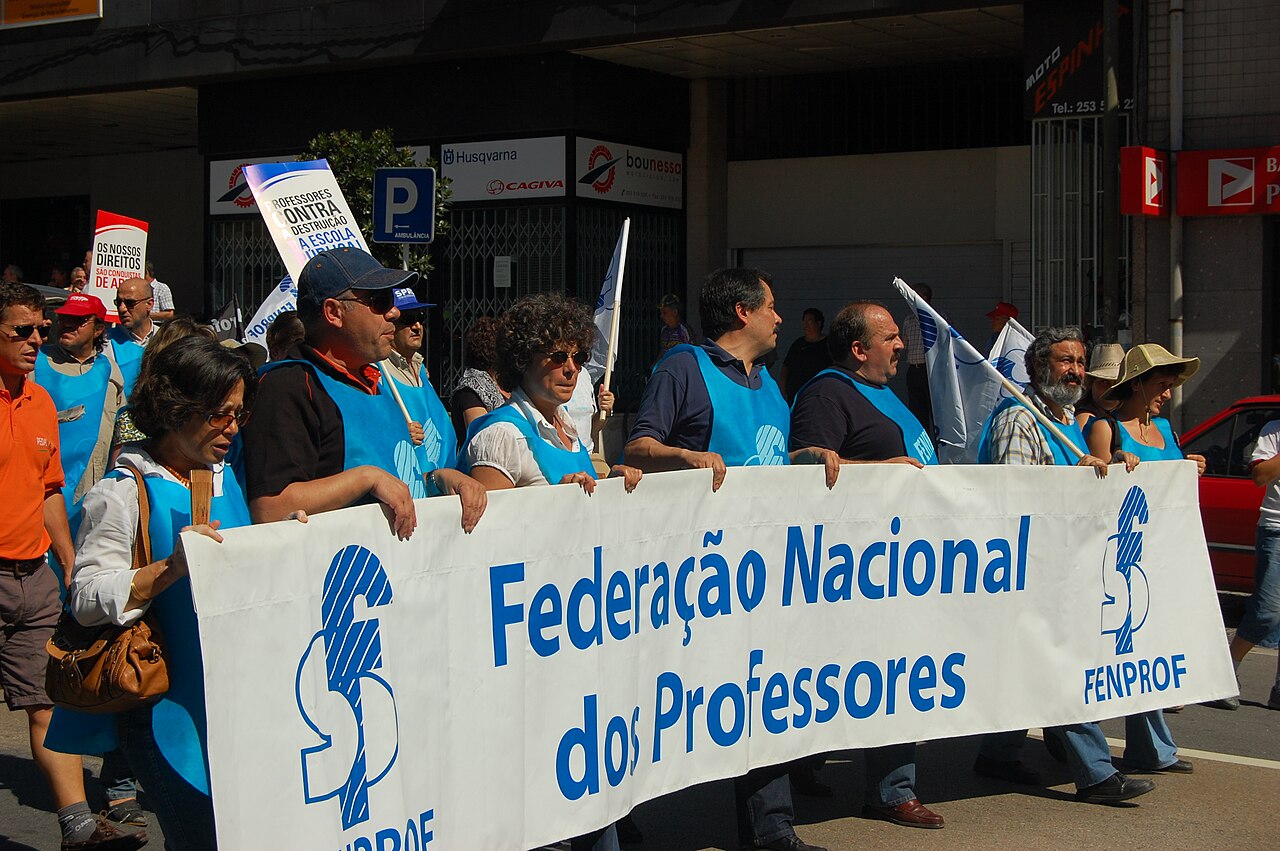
[114,296,152,309]
[205,409,251,430]
[546,350,590,367]
[336,289,395,314]
[394,310,427,327]
[0,322,40,340]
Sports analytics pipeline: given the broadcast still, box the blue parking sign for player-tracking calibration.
[373,168,436,243]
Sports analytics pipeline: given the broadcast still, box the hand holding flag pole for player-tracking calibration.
[590,218,630,464]
[891,278,1084,461]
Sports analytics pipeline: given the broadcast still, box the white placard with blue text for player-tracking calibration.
[242,160,370,283]
[185,462,1235,851]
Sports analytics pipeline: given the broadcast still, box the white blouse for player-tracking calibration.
[465,388,585,487]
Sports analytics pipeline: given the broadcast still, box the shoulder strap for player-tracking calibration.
[115,461,152,568]
[1107,415,1123,457]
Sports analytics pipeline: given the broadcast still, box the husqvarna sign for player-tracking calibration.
[440,137,566,202]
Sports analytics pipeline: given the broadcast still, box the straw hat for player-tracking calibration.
[1085,343,1125,380]
[1107,343,1199,395]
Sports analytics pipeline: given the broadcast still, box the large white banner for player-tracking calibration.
[440,137,566,202]
[185,462,1234,850]
[243,160,370,283]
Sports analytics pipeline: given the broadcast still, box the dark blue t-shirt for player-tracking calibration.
[628,340,769,453]
[789,366,909,461]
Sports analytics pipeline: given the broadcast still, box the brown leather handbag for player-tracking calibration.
[45,462,170,713]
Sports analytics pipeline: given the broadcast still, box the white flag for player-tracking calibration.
[243,275,298,352]
[588,218,629,385]
[893,278,966,460]
[948,318,1037,463]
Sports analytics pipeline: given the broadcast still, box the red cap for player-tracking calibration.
[986,301,1019,320]
[56,293,107,321]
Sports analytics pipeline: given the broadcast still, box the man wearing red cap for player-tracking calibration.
[986,301,1019,350]
[35,293,126,530]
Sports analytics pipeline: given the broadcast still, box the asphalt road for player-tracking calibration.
[2,596,1275,851]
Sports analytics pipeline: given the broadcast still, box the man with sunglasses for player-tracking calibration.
[380,287,457,474]
[243,247,485,539]
[106,277,158,396]
[35,293,127,531]
[0,282,146,851]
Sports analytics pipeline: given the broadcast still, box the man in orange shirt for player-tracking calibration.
[0,282,145,850]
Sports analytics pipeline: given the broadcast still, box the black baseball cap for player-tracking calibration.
[298,247,418,306]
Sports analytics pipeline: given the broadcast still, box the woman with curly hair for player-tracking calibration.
[460,292,640,492]
[461,292,640,846]
[51,336,304,850]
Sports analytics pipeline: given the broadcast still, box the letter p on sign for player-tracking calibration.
[372,167,436,244]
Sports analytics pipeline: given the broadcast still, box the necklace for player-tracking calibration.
[159,462,192,488]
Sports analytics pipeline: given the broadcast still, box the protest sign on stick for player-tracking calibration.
[243,159,370,284]
[84,211,148,320]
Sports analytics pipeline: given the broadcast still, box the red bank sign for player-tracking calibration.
[1177,147,1280,216]
[1120,147,1167,217]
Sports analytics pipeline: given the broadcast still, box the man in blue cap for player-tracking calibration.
[243,247,485,536]
[379,286,458,478]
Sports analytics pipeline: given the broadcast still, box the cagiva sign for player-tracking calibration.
[440,137,566,202]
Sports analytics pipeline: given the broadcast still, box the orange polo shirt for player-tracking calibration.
[0,377,64,559]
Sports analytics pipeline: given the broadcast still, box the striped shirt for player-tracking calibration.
[985,393,1076,467]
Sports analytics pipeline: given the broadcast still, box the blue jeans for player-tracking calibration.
[570,824,619,851]
[1122,710,1178,769]
[734,765,795,846]
[1239,526,1280,648]
[116,704,216,851]
[865,743,917,806]
[980,724,1115,789]
[100,748,138,803]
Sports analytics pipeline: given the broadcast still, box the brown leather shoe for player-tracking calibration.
[61,816,148,851]
[861,798,945,829]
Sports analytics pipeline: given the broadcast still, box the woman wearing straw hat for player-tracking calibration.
[1083,343,1207,477]
[1079,343,1204,771]
[1075,342,1126,430]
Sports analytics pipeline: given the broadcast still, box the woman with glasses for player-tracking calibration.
[461,292,641,492]
[459,292,642,851]
[51,336,297,850]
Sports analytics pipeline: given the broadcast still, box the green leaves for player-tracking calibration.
[301,128,452,274]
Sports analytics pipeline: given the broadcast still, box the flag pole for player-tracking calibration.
[593,218,630,464]
[892,278,1085,461]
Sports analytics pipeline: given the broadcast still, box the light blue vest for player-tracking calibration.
[661,344,790,467]
[459,403,595,483]
[34,349,115,527]
[388,363,458,475]
[803,368,937,465]
[262,359,431,498]
[107,327,144,398]
[978,396,1089,466]
[1115,417,1183,462]
[46,463,252,796]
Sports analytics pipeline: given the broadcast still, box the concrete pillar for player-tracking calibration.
[685,78,729,336]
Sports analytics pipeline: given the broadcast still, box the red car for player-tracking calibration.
[1180,395,1280,593]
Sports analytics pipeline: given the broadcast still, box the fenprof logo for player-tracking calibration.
[746,425,788,466]
[1208,157,1255,206]
[297,545,399,829]
[1084,485,1188,707]
[1100,486,1150,655]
